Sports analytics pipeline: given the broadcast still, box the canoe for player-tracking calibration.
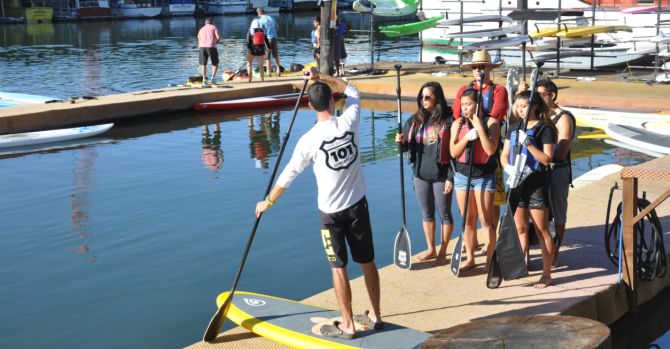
[564,106,670,130]
[572,164,623,189]
[214,291,430,348]
[437,14,512,26]
[352,0,418,17]
[0,92,56,107]
[556,25,632,38]
[464,35,529,50]
[380,15,442,37]
[445,22,523,39]
[0,123,114,149]
[604,123,670,155]
[194,92,309,111]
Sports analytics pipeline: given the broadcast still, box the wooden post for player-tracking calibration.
[319,0,333,76]
[621,176,638,313]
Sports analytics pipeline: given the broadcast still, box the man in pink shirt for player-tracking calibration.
[197,17,221,84]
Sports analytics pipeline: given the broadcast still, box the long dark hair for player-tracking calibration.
[414,81,452,128]
[514,90,557,141]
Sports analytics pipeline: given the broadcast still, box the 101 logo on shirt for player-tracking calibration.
[320,131,358,171]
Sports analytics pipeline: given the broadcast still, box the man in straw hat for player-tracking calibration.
[451,49,509,256]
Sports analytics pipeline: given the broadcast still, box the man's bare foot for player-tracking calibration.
[533,276,553,289]
[417,250,437,262]
[460,260,475,271]
[435,254,448,266]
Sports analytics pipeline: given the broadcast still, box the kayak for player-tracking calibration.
[524,37,592,51]
[464,35,529,50]
[564,106,670,130]
[605,123,670,155]
[556,25,632,38]
[380,15,442,37]
[445,22,523,39]
[194,92,309,111]
[0,123,114,149]
[352,0,418,17]
[0,92,56,108]
[437,14,512,27]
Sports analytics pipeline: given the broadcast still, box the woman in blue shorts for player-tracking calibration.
[449,89,501,270]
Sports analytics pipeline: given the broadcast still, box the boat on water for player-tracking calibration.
[163,0,195,16]
[113,0,162,18]
[204,0,249,15]
[3,0,53,23]
[353,0,419,17]
[45,0,113,20]
[419,0,670,69]
[293,0,318,11]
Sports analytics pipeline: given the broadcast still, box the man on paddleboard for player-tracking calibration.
[256,67,382,339]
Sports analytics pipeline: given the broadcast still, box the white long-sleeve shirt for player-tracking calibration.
[276,84,365,214]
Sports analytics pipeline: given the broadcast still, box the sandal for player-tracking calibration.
[319,321,355,339]
[353,310,384,330]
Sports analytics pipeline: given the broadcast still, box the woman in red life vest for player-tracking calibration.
[246,18,265,82]
[395,82,455,266]
[501,91,556,289]
[449,89,501,271]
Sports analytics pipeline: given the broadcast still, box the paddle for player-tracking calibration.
[223,62,247,82]
[450,72,484,277]
[393,64,412,270]
[202,77,310,342]
[486,62,544,289]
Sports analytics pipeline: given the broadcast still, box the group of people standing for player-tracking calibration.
[396,49,575,289]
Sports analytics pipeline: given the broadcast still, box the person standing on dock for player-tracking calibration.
[256,67,383,339]
[257,7,282,77]
[246,18,266,82]
[395,82,455,266]
[312,17,321,70]
[197,17,221,85]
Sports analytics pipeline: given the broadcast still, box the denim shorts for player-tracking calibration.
[454,172,496,192]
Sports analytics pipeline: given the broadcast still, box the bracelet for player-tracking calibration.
[265,196,275,207]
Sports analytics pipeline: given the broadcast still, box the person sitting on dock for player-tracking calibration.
[197,17,221,85]
[257,7,282,77]
[519,79,576,267]
[255,67,383,339]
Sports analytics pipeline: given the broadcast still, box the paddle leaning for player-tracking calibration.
[486,62,544,289]
[202,77,309,342]
[450,72,484,277]
[393,64,412,270]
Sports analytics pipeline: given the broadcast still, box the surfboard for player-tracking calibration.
[215,291,430,349]
[572,164,623,189]
[445,22,523,39]
[464,35,529,50]
[605,123,670,155]
[0,123,114,149]
[565,106,670,130]
[555,25,632,38]
[437,14,512,26]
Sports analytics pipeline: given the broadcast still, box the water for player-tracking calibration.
[0,14,657,349]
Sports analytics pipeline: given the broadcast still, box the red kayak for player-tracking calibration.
[194,92,309,111]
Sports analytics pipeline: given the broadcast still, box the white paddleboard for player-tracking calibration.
[0,123,114,149]
[604,139,665,158]
[0,92,56,107]
[605,123,670,155]
[572,164,623,189]
[564,106,670,130]
[464,35,529,50]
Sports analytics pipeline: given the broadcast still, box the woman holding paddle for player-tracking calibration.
[450,89,501,271]
[395,82,455,266]
[501,91,556,289]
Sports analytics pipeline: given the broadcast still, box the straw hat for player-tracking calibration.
[461,50,503,69]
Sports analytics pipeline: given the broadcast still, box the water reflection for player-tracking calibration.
[69,147,97,263]
[201,123,223,171]
[248,112,281,169]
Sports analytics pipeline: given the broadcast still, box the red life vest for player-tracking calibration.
[252,28,265,46]
[457,119,490,165]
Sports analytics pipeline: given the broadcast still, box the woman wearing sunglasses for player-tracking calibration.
[395,82,455,266]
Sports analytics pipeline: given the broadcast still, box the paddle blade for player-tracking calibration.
[486,250,503,288]
[394,225,412,269]
[449,235,464,277]
[202,294,233,342]
[496,206,528,280]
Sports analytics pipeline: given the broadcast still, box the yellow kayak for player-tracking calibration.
[556,25,632,38]
[530,27,568,38]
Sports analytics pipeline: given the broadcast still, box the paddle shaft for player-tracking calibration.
[394,64,407,224]
[203,79,310,342]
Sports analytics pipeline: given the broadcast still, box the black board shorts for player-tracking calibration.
[510,172,548,210]
[319,197,375,268]
[199,47,219,66]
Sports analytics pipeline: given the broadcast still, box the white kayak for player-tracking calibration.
[572,164,623,189]
[0,92,56,107]
[0,123,114,149]
[604,123,670,155]
[437,14,513,26]
[464,35,529,50]
[564,106,670,130]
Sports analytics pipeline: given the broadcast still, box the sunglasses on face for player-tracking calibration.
[423,95,434,101]
[472,66,487,71]
[539,91,554,97]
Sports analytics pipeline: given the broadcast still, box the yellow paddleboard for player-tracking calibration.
[530,27,568,38]
[556,25,632,38]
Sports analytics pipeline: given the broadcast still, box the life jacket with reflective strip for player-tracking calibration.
[457,118,491,165]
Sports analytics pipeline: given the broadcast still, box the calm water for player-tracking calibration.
[0,14,657,349]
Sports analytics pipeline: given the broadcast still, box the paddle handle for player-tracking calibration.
[203,78,310,342]
[395,64,407,225]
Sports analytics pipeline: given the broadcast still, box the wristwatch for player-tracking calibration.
[523,137,532,147]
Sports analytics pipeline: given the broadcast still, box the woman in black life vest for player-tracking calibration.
[246,18,265,82]
[395,82,455,266]
[450,89,501,271]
